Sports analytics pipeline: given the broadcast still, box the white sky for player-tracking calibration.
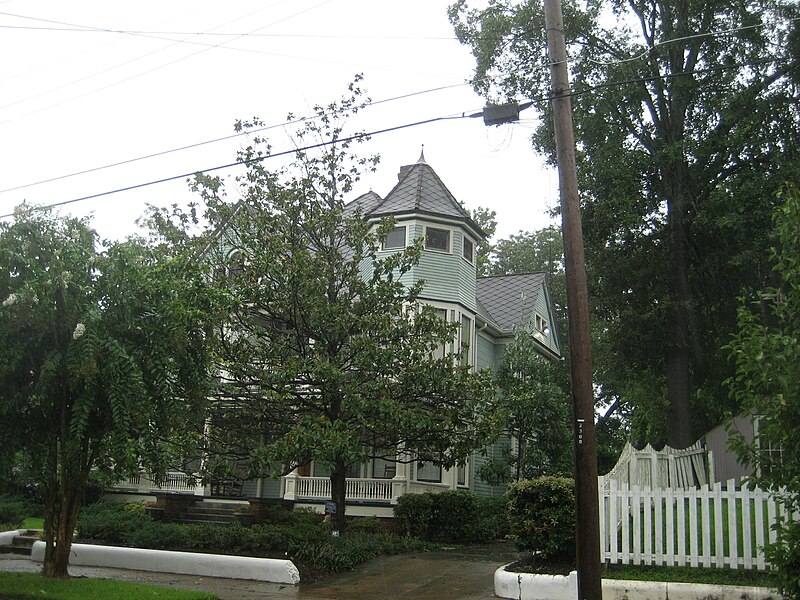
[0,0,559,243]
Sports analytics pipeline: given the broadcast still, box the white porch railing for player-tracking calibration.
[284,476,394,503]
[111,471,203,495]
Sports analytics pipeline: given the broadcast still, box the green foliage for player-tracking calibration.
[488,329,572,483]
[0,207,222,575]
[726,185,800,600]
[394,490,507,543]
[0,494,34,529]
[345,516,386,535]
[451,0,800,448]
[77,502,152,545]
[506,477,575,559]
[293,531,434,572]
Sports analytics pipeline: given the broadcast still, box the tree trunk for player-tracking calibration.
[329,461,347,534]
[42,481,82,578]
[665,178,694,449]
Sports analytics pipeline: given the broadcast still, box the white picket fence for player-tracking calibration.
[599,478,793,569]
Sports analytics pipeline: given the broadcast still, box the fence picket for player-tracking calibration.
[726,479,739,569]
[713,481,724,569]
[654,487,663,565]
[700,484,711,567]
[754,490,766,571]
[742,481,753,570]
[688,486,699,567]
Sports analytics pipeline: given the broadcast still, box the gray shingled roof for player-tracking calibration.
[475,273,546,333]
[345,190,383,216]
[348,161,484,238]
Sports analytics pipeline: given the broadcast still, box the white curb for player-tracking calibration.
[494,565,778,600]
[0,530,26,545]
[30,541,300,585]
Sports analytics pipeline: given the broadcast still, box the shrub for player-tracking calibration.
[395,490,507,543]
[346,516,386,535]
[128,522,188,549]
[77,501,152,544]
[394,493,434,539]
[0,495,33,529]
[506,477,575,559]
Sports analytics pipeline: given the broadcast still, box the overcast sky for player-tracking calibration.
[0,0,558,242]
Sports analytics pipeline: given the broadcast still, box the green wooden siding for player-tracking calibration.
[476,333,498,371]
[470,437,511,498]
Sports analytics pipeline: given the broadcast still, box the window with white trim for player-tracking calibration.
[462,236,474,263]
[425,226,450,252]
[535,314,549,335]
[415,459,442,483]
[461,314,472,366]
[383,226,406,250]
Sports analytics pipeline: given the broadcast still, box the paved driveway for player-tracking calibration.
[0,542,522,600]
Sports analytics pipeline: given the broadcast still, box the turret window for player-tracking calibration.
[425,226,450,252]
[463,236,474,263]
[383,226,406,250]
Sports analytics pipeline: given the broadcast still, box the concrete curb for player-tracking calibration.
[30,541,300,585]
[494,566,778,600]
[0,530,26,545]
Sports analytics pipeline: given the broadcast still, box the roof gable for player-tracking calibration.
[475,272,545,332]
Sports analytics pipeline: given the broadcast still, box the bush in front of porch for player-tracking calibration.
[75,501,434,578]
[394,490,508,543]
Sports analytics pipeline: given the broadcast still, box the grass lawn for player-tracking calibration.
[604,564,779,588]
[0,572,217,600]
[20,517,43,530]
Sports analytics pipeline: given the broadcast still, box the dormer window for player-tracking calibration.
[463,236,474,263]
[536,314,549,335]
[425,226,450,252]
[383,226,406,250]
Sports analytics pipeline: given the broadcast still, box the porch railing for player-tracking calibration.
[286,476,394,503]
[111,471,202,495]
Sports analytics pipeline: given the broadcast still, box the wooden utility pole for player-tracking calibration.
[542,0,603,599]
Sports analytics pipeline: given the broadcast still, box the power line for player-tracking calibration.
[0,114,468,219]
[0,81,472,195]
[0,22,457,41]
[1,54,790,218]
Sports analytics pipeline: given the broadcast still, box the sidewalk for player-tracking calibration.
[0,543,522,600]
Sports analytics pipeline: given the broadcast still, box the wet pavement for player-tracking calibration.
[0,542,523,599]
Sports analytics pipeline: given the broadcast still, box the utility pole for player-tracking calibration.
[542,0,602,599]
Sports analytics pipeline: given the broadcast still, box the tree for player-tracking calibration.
[0,207,218,577]
[451,0,800,447]
[469,206,497,277]
[196,85,499,533]
[726,185,800,598]
[478,329,571,485]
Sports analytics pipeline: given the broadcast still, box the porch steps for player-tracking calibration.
[0,530,41,556]
[171,501,248,526]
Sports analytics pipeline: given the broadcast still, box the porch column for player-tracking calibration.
[284,469,300,501]
[391,461,407,505]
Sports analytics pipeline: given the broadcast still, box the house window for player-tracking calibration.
[425,227,450,252]
[463,236,474,263]
[415,459,442,483]
[372,454,397,479]
[457,462,467,487]
[383,226,406,250]
[536,314,549,335]
[461,315,472,366]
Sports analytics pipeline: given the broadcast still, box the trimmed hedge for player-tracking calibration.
[76,501,432,574]
[506,476,575,559]
[0,495,37,530]
[394,490,507,543]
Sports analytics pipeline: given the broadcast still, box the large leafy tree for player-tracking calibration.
[726,185,800,597]
[451,0,800,447]
[197,86,499,533]
[478,329,572,485]
[0,208,218,577]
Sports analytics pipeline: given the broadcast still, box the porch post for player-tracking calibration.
[391,461,407,505]
[284,470,299,501]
